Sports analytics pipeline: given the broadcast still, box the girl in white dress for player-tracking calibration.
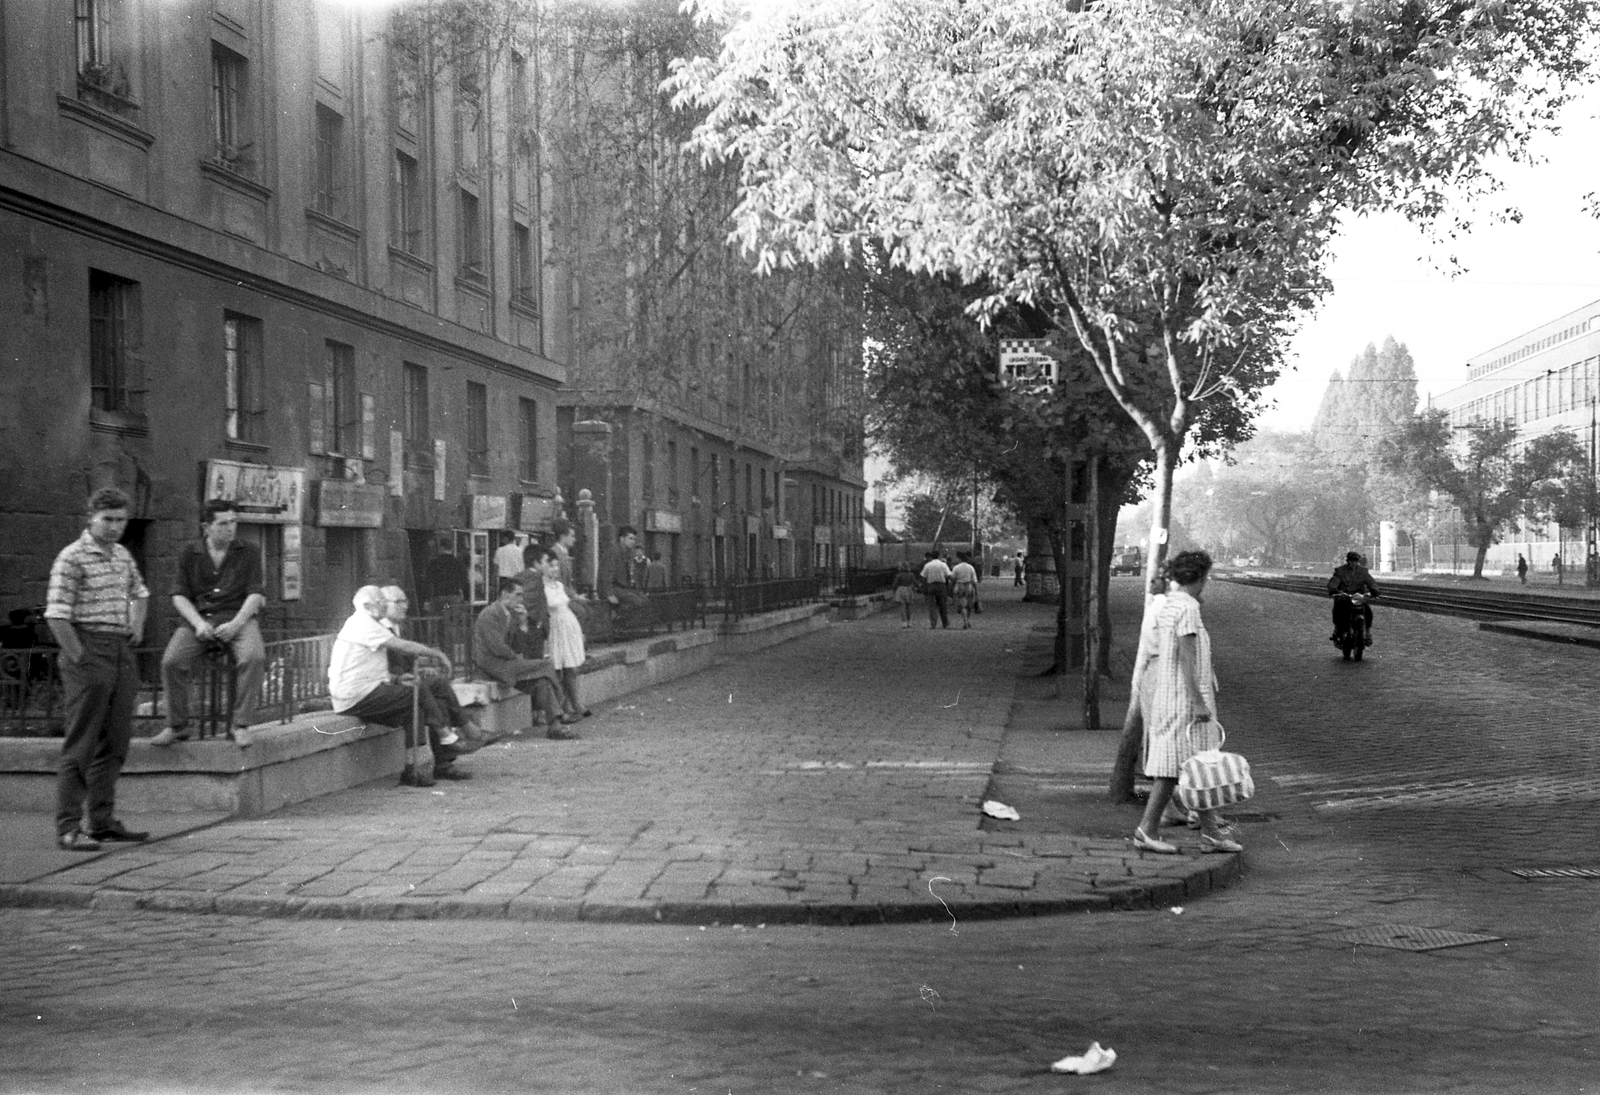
[531,545,587,731]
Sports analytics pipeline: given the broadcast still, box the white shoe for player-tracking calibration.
[149,727,190,747]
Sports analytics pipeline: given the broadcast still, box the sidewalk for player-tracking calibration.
[0,588,1236,924]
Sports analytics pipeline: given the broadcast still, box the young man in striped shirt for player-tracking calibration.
[44,487,151,851]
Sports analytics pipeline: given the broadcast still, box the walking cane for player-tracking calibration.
[410,669,426,779]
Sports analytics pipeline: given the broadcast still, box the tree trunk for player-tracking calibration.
[1083,453,1101,730]
[1108,440,1175,802]
[1472,536,1491,579]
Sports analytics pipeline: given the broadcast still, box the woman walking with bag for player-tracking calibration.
[1132,550,1242,854]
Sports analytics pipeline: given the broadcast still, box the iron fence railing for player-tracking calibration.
[722,577,823,619]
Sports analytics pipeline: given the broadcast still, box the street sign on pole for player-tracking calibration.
[999,338,1057,385]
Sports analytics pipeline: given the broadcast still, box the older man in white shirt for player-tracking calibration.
[328,586,467,788]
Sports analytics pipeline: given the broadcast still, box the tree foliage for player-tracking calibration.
[672,0,1600,589]
[1382,412,1589,578]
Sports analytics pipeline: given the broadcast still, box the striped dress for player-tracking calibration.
[1137,590,1220,779]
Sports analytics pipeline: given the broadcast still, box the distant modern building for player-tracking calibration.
[1432,299,1600,447]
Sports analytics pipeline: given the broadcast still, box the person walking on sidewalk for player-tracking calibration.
[153,500,266,746]
[890,562,919,628]
[1132,550,1242,855]
[920,551,951,629]
[950,551,979,629]
[44,487,151,851]
[1517,553,1529,584]
[530,545,586,737]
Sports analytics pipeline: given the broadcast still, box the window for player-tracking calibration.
[690,447,700,504]
[459,189,483,276]
[667,440,679,507]
[211,43,249,170]
[223,312,264,442]
[314,104,346,218]
[393,34,422,135]
[88,270,144,417]
[518,398,538,482]
[402,362,430,468]
[642,432,655,503]
[76,0,133,111]
[393,151,423,255]
[466,381,489,476]
[513,223,537,306]
[310,340,357,455]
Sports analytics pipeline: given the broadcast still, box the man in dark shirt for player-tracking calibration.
[425,541,470,611]
[153,500,266,744]
[1326,551,1379,644]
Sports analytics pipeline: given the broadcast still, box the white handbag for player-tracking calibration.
[1176,721,1254,812]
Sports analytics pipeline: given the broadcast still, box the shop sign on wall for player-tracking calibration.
[281,524,303,601]
[469,494,509,529]
[316,480,386,528]
[204,460,305,524]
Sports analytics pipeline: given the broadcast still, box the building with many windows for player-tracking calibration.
[0,0,866,634]
[0,0,568,630]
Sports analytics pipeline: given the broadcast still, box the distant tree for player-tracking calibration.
[1382,413,1588,578]
[900,492,973,544]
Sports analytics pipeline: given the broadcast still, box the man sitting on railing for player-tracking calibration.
[152,500,266,746]
[473,579,569,738]
[327,586,472,789]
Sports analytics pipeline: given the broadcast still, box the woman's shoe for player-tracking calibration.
[1132,828,1179,854]
[1200,832,1244,854]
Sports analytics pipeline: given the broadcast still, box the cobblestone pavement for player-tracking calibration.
[1,597,1227,922]
[3,581,1597,1093]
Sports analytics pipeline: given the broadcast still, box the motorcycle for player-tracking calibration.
[1332,591,1370,661]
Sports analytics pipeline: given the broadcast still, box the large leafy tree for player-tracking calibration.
[1383,413,1589,578]
[672,0,1598,585]
[672,0,1596,800]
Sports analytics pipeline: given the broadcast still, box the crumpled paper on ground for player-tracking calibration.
[981,799,1021,821]
[1050,1042,1117,1075]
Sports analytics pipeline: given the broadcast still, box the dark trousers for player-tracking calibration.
[340,682,458,767]
[56,630,138,836]
[1331,598,1373,635]
[925,585,949,628]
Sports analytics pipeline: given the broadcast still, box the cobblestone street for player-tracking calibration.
[3,581,1597,1093]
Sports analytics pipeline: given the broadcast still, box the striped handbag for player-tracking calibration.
[1176,721,1254,812]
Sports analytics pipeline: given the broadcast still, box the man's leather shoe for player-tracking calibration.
[58,829,101,852]
[91,821,149,842]
[433,765,473,780]
[398,765,435,788]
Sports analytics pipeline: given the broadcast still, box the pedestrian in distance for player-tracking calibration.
[950,551,979,629]
[529,545,588,735]
[1013,551,1024,588]
[44,486,152,851]
[1517,553,1529,584]
[1552,553,1563,582]
[1132,549,1242,855]
[890,561,919,628]
[424,538,469,613]
[153,500,267,746]
[919,551,952,629]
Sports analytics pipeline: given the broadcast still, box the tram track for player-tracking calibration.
[1217,572,1600,629]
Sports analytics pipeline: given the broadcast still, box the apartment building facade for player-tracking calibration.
[1,0,866,633]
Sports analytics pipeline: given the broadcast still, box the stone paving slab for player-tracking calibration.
[0,596,1234,923]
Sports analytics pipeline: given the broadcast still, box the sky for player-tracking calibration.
[1258,87,1600,434]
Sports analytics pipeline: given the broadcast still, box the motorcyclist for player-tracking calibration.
[1327,551,1379,645]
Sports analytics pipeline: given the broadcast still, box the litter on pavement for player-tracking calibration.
[1050,1042,1117,1075]
[981,800,1021,821]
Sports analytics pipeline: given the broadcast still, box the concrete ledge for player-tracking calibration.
[0,604,835,820]
[0,715,400,818]
[830,593,893,621]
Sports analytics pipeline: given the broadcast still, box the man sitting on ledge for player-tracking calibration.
[327,586,471,788]
[473,578,572,738]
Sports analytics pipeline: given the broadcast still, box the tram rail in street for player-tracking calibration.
[1217,572,1600,629]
